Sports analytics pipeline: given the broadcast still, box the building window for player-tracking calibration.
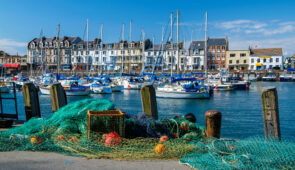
[148,52,151,56]
[251,65,254,69]
[194,58,197,63]
[257,59,260,63]
[270,58,273,62]
[263,58,266,62]
[251,58,254,63]
[276,58,279,62]
[236,60,239,64]
[229,60,232,64]
[230,54,235,57]
[95,51,99,54]
[240,53,246,57]
[181,58,184,63]
[244,60,247,64]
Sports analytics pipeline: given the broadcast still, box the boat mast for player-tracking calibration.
[121,23,124,75]
[204,12,208,78]
[152,35,155,71]
[141,29,145,74]
[57,24,60,75]
[129,20,132,42]
[40,29,44,75]
[101,23,103,74]
[86,19,89,77]
[170,12,173,77]
[177,10,180,75]
[161,26,164,73]
[191,29,193,72]
[129,20,132,74]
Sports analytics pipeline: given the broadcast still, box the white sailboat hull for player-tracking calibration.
[156,90,210,99]
[40,87,91,96]
[111,85,124,92]
[91,86,112,94]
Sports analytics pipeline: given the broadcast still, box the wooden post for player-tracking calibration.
[49,83,67,112]
[261,87,281,139]
[205,110,221,138]
[22,83,41,121]
[140,84,158,120]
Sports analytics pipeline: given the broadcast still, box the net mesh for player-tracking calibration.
[180,137,295,169]
[0,99,205,160]
[1,98,294,168]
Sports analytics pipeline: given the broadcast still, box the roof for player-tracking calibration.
[208,38,227,46]
[251,48,283,56]
[146,44,163,51]
[189,40,205,50]
[189,38,227,50]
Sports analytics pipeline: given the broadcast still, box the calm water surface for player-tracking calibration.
[4,82,295,141]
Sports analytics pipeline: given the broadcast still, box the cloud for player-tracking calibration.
[217,20,267,30]
[0,39,27,55]
[216,19,295,36]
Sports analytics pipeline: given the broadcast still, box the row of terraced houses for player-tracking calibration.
[26,36,284,73]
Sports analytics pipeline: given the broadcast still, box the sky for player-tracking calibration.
[0,0,294,56]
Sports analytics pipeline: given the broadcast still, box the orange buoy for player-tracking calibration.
[105,132,121,147]
[154,144,166,155]
[30,137,37,144]
[159,136,168,143]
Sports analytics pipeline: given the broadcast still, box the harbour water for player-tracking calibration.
[3,81,295,141]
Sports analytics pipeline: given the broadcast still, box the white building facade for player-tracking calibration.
[249,48,283,70]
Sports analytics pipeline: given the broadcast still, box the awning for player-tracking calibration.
[3,64,20,68]
[256,63,263,66]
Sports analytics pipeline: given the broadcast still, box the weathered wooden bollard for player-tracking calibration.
[205,110,222,138]
[49,83,67,112]
[261,87,281,139]
[22,83,41,121]
[140,84,158,120]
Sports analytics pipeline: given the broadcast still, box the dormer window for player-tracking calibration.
[65,41,69,47]
[128,43,134,48]
[120,43,124,49]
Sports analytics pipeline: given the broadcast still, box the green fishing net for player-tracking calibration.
[180,137,295,169]
[0,98,205,160]
[2,98,292,169]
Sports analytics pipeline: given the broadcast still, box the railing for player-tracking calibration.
[0,82,18,120]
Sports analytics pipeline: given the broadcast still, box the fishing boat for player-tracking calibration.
[90,82,112,94]
[280,68,295,82]
[213,84,236,91]
[120,77,143,90]
[262,72,277,81]
[40,82,91,96]
[222,76,250,90]
[100,77,124,92]
[156,78,210,99]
